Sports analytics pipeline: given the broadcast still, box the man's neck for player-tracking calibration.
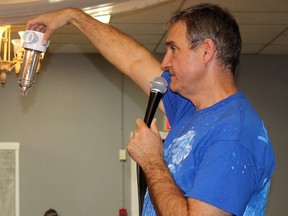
[189,69,237,111]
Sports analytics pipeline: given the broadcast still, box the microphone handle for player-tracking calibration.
[138,165,146,215]
[138,91,163,215]
[144,91,163,127]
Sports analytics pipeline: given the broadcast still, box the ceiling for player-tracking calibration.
[1,0,288,55]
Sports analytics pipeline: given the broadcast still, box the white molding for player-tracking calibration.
[0,142,20,216]
[0,142,20,150]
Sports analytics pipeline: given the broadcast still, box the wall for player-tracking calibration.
[0,53,287,215]
[0,54,136,216]
[237,55,288,216]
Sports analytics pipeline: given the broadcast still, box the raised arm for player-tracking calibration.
[26,7,163,99]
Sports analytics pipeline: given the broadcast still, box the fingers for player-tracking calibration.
[134,118,159,137]
[26,25,50,46]
[129,118,163,164]
[25,18,49,45]
[25,16,46,31]
[25,8,76,46]
[25,20,35,31]
[25,10,66,45]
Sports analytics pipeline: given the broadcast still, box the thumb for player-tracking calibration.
[42,28,52,46]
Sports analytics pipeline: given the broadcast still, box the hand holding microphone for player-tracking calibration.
[137,76,168,214]
[130,76,168,160]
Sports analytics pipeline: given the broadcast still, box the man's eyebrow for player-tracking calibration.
[165,41,177,47]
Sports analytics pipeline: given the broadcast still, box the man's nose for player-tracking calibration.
[161,53,171,71]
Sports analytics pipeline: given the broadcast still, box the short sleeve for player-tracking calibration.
[161,71,195,127]
[186,141,259,216]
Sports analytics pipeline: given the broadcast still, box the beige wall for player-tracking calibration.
[237,55,288,216]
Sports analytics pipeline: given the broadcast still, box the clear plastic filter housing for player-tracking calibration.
[18,49,41,95]
[18,30,49,96]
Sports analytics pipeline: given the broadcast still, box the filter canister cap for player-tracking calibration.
[22,30,49,53]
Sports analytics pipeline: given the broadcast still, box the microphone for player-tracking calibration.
[144,77,168,127]
[138,76,168,215]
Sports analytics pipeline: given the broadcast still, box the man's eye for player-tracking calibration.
[170,46,176,52]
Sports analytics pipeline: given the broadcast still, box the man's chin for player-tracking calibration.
[169,84,177,93]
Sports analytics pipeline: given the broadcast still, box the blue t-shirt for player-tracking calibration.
[142,71,275,216]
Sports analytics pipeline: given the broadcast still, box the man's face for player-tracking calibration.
[161,21,206,98]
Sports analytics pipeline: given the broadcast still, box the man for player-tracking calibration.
[26,3,275,216]
[44,208,58,216]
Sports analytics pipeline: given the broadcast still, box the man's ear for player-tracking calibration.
[202,38,216,64]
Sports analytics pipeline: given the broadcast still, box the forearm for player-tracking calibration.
[142,157,189,216]
[26,7,164,110]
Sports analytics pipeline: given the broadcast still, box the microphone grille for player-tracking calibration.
[150,77,168,94]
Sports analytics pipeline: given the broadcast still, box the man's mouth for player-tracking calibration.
[169,70,175,76]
